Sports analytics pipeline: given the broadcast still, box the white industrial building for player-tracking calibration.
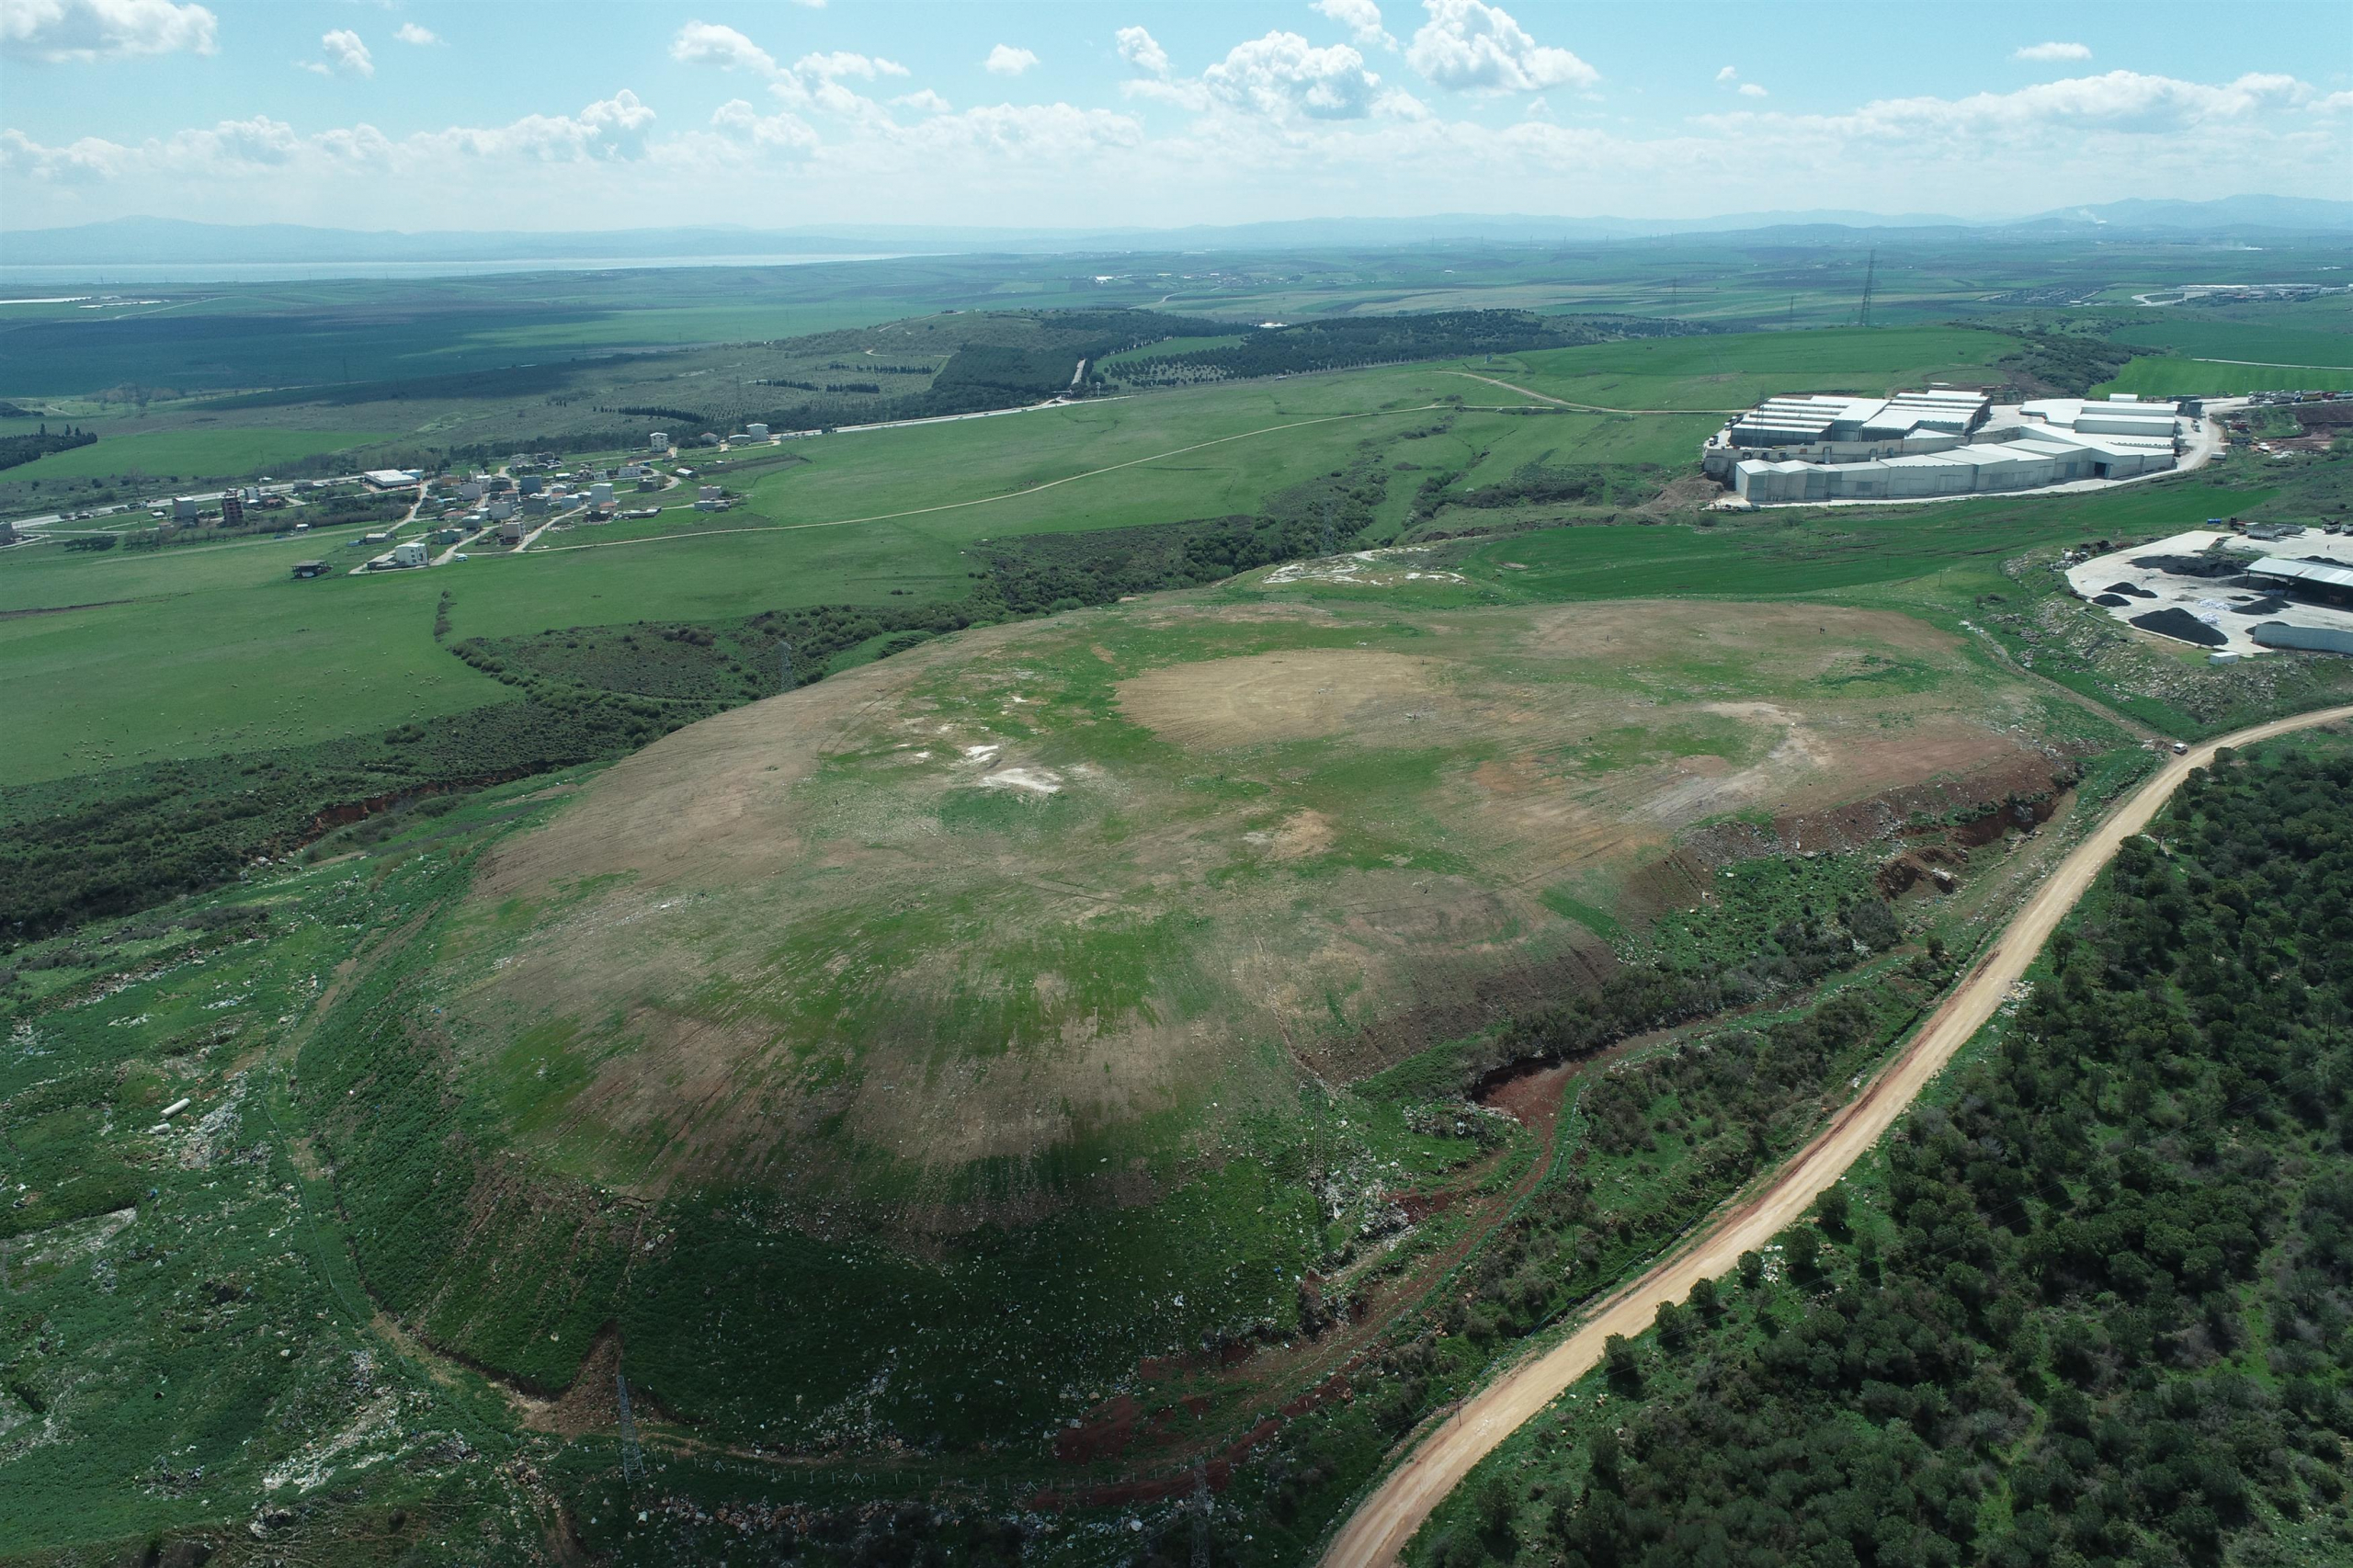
[1710,390,2183,505]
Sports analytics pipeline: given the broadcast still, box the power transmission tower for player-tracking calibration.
[1859,249,1877,328]
[779,638,794,692]
[616,1370,647,1485]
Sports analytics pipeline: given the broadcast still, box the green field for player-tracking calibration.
[2096,355,2353,395]
[1,530,514,785]
[2109,314,2353,368]
[3,425,396,486]
[1482,324,2010,410]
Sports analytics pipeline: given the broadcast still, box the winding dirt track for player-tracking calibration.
[1320,704,2353,1568]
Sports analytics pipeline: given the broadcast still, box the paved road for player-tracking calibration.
[1319,701,2353,1568]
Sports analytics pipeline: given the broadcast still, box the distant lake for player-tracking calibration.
[0,253,912,286]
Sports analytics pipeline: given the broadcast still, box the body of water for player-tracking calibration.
[0,253,911,287]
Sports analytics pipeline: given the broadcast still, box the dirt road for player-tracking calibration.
[1440,370,1745,416]
[1319,703,2353,1568]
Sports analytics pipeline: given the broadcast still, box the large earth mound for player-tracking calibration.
[429,596,2061,1235]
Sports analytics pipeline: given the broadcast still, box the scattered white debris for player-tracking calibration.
[979,767,1063,795]
[1263,547,1471,588]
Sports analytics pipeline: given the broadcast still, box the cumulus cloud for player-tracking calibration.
[1715,65,1737,83]
[1,0,215,62]
[319,28,372,77]
[710,97,817,154]
[9,53,2344,235]
[1202,31,1388,119]
[984,43,1038,76]
[1313,0,1395,51]
[2015,41,2092,62]
[1707,70,2313,142]
[1115,25,1169,78]
[394,22,439,47]
[793,51,906,81]
[670,20,777,76]
[420,90,656,162]
[1739,82,1766,98]
[1,124,125,180]
[1407,0,1595,94]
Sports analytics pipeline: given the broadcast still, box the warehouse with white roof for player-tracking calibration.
[1706,388,2184,505]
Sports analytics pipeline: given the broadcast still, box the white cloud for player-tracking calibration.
[984,43,1038,77]
[2015,41,2092,62]
[1313,0,1396,51]
[1,0,215,62]
[1202,31,1388,120]
[710,97,817,154]
[792,50,906,82]
[670,21,777,76]
[1,125,125,180]
[319,28,373,77]
[417,89,656,163]
[1122,74,1211,111]
[1738,82,1766,98]
[8,59,2345,234]
[1407,0,1596,95]
[1715,65,1737,84]
[393,22,439,47]
[1702,71,2317,151]
[1115,24,1169,78]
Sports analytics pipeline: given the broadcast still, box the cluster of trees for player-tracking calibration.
[0,689,688,940]
[1974,321,2136,397]
[0,423,95,472]
[598,403,708,424]
[1454,744,2353,1568]
[972,469,1385,612]
[1433,460,1660,517]
[1107,312,1708,388]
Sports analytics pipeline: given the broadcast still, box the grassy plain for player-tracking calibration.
[2108,315,2353,368]
[1474,324,2010,410]
[3,425,396,486]
[0,530,514,785]
[2096,356,2353,395]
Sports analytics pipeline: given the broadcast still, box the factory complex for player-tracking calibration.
[2064,528,2353,660]
[1706,389,2190,505]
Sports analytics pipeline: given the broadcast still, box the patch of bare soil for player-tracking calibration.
[1114,649,1447,751]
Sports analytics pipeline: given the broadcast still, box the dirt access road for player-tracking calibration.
[1320,702,2353,1568]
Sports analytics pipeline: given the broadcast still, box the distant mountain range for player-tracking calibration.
[5,196,2347,267]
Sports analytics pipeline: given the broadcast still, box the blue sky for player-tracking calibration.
[3,0,2347,233]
